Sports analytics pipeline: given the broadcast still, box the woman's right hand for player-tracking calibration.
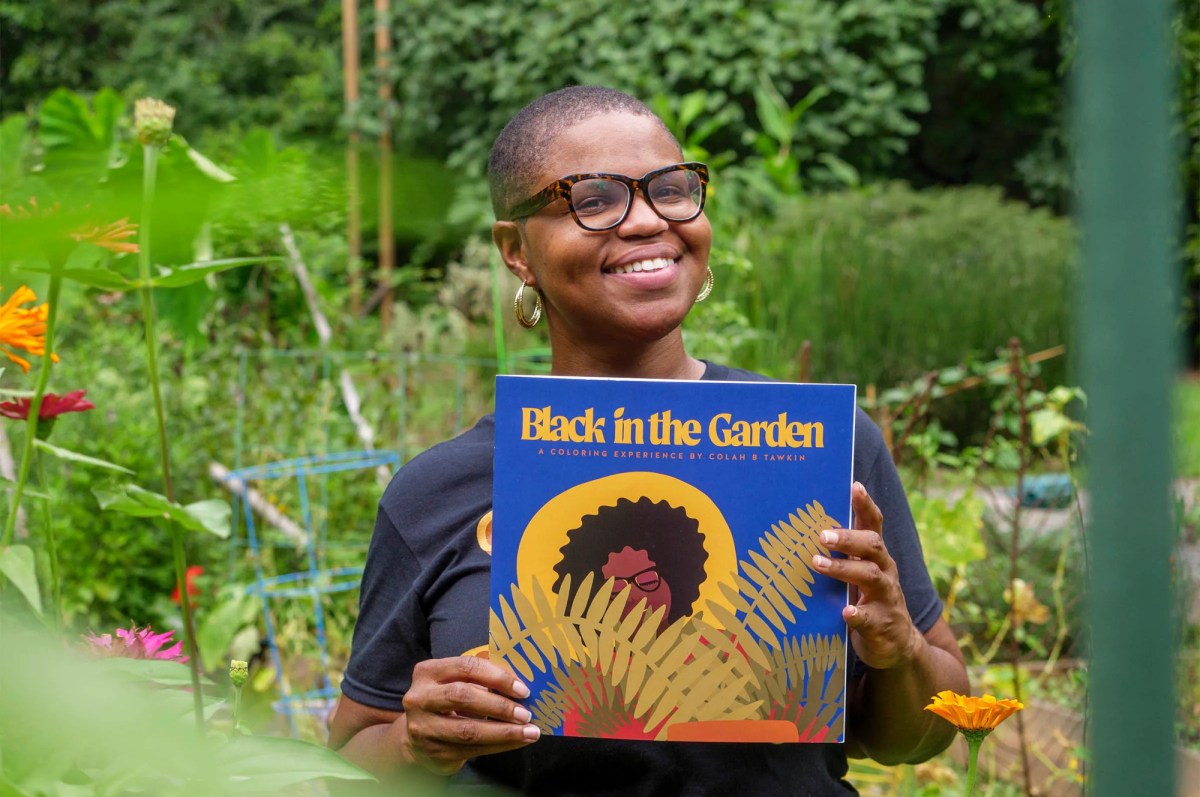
[400,655,541,775]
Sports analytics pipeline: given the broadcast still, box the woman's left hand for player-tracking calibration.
[811,481,922,671]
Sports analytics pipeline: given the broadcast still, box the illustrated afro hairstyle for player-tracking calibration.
[551,496,708,625]
[487,85,680,219]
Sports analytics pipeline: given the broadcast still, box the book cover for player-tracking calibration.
[488,375,856,743]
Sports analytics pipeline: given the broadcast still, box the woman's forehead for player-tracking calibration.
[535,112,683,180]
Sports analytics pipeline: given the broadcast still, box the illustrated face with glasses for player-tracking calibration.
[601,545,673,632]
[506,162,709,231]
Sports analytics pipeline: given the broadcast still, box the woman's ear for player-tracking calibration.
[492,220,536,286]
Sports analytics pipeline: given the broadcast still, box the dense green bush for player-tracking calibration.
[704,182,1075,389]
[388,0,939,182]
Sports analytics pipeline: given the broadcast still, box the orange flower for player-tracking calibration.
[70,218,139,254]
[0,285,60,372]
[924,690,1024,732]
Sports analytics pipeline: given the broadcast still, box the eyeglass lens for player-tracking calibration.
[570,169,703,230]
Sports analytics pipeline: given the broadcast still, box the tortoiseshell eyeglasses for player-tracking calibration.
[506,162,709,231]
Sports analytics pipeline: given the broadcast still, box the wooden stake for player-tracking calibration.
[375,0,394,331]
[341,0,362,315]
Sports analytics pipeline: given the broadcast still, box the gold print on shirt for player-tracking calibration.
[476,510,492,555]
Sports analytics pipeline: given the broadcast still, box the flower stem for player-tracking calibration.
[138,143,204,729]
[1,274,61,550]
[36,452,62,627]
[232,685,243,730]
[962,730,989,797]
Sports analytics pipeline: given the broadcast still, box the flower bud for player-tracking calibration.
[134,98,176,147]
[229,659,249,688]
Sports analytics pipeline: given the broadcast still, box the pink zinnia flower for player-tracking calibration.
[0,389,95,421]
[84,623,188,663]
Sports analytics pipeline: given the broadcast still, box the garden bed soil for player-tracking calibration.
[946,697,1200,797]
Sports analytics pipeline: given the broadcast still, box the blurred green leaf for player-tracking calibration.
[35,440,135,474]
[94,658,214,688]
[93,484,231,538]
[0,545,41,616]
[148,257,278,289]
[215,735,373,793]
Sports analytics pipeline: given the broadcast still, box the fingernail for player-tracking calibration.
[820,530,838,545]
[845,604,858,619]
[514,707,532,723]
[523,725,541,741]
[513,680,530,698]
[812,555,831,569]
[853,481,865,496]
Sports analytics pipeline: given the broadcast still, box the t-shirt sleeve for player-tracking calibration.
[340,419,496,712]
[854,412,942,636]
[339,498,429,711]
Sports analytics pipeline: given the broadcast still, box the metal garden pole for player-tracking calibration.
[1076,0,1179,794]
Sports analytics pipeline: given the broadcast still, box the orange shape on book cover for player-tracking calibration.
[666,720,801,743]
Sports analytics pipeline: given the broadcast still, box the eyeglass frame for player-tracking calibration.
[505,162,709,231]
[610,565,663,593]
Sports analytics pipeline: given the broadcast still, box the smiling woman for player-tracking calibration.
[328,86,970,797]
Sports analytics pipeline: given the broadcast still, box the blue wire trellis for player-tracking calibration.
[218,449,401,736]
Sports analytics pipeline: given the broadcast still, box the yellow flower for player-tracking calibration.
[0,285,59,373]
[924,690,1024,732]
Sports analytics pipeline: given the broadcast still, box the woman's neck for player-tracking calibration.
[548,331,706,381]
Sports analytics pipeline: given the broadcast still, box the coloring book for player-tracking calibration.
[489,375,856,743]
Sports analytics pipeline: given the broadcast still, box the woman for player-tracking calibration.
[329,86,969,795]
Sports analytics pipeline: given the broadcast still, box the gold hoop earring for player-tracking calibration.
[514,281,543,328]
[695,266,714,303]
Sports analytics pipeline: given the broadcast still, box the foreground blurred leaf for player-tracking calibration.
[147,257,278,288]
[216,735,374,793]
[93,484,231,538]
[0,545,41,616]
[0,622,383,796]
[94,658,215,688]
[35,439,134,474]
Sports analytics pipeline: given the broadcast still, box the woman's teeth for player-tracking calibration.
[607,257,674,275]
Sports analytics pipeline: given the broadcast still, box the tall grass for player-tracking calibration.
[710,183,1075,389]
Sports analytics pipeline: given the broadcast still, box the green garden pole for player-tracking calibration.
[1076,0,1178,794]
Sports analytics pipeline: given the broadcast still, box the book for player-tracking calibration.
[488,374,856,743]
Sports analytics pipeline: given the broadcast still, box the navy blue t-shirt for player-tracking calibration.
[342,363,942,796]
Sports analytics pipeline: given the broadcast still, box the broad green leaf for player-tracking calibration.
[35,440,135,474]
[0,545,42,616]
[197,593,253,671]
[183,499,232,539]
[93,484,231,538]
[216,735,373,793]
[147,257,277,289]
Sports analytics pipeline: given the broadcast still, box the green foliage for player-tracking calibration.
[386,0,940,182]
[0,620,379,795]
[1178,378,1200,478]
[709,183,1074,392]
[0,0,344,147]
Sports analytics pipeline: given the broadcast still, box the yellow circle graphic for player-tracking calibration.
[515,471,738,621]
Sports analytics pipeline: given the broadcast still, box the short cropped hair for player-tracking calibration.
[487,86,680,219]
[551,496,708,625]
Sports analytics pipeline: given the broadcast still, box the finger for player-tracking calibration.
[811,552,891,593]
[418,713,542,751]
[414,680,533,725]
[843,602,867,630]
[819,528,893,570]
[416,655,531,699]
[850,481,883,533]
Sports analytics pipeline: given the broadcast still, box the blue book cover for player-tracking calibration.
[488,375,856,743]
